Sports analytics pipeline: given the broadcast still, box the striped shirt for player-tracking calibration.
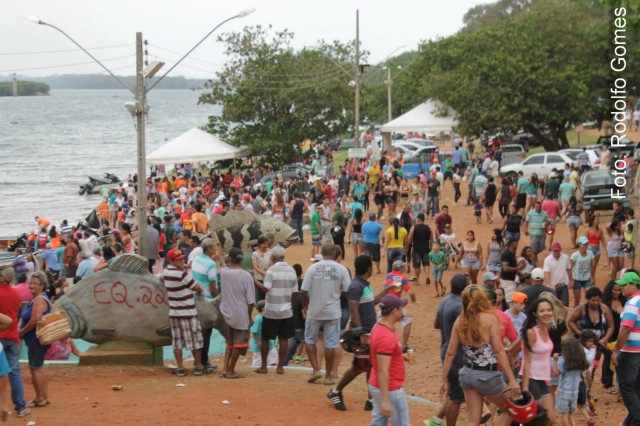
[191,254,217,298]
[162,265,198,318]
[263,262,298,319]
[220,268,256,330]
[526,209,549,237]
[621,292,640,353]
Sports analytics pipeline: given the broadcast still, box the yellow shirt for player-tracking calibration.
[368,167,380,184]
[569,170,579,187]
[386,227,408,248]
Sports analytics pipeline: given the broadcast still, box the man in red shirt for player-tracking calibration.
[541,194,561,246]
[368,295,410,425]
[434,206,453,236]
[62,234,79,280]
[0,266,29,417]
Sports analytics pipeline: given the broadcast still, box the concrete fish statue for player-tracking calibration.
[53,254,225,346]
[209,210,298,253]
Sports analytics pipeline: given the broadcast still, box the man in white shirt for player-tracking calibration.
[543,242,573,306]
[187,236,203,266]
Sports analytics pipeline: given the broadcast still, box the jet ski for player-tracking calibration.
[79,173,121,195]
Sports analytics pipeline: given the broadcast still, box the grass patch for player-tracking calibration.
[333,150,349,172]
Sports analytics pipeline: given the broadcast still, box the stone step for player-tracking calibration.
[78,341,163,366]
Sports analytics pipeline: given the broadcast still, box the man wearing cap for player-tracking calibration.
[500,238,523,303]
[327,255,392,411]
[0,267,29,417]
[524,200,549,265]
[368,294,411,426]
[543,242,573,306]
[362,214,384,274]
[570,236,595,307]
[406,213,433,285]
[162,248,205,377]
[612,271,640,426]
[521,268,550,311]
[481,271,499,291]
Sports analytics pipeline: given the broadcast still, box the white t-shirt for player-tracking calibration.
[301,260,350,321]
[543,253,571,286]
[188,247,203,265]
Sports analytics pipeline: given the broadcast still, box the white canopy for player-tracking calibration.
[146,128,247,164]
[381,99,457,133]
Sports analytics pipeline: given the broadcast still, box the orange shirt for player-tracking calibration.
[97,202,110,219]
[192,212,209,234]
[50,235,61,249]
[37,217,51,228]
[117,211,125,224]
[175,178,187,189]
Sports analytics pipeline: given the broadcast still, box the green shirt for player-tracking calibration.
[545,179,560,198]
[250,315,275,352]
[333,210,347,227]
[517,177,529,194]
[526,209,549,237]
[429,251,447,269]
[310,211,321,234]
[443,159,454,173]
[558,182,576,200]
[156,206,166,220]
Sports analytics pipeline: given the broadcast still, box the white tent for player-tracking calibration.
[381,99,457,133]
[146,128,247,164]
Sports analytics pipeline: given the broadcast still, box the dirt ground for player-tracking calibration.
[7,128,638,425]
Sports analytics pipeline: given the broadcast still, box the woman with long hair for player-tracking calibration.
[586,215,607,285]
[502,203,523,245]
[456,230,483,284]
[440,286,521,426]
[485,229,504,274]
[373,179,386,221]
[494,287,509,312]
[516,246,536,287]
[385,174,400,218]
[520,297,556,424]
[606,219,624,280]
[562,196,583,249]
[498,177,512,219]
[480,176,497,224]
[119,223,134,254]
[382,217,407,273]
[526,173,539,212]
[272,188,287,222]
[600,279,627,390]
[48,226,61,249]
[348,208,364,258]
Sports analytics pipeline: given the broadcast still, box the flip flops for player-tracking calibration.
[307,371,323,383]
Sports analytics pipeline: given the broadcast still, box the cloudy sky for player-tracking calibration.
[2,0,486,79]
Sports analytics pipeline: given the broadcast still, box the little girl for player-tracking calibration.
[428,241,446,297]
[473,200,482,224]
[578,330,598,424]
[553,338,590,426]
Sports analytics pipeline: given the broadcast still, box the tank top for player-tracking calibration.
[352,222,362,233]
[506,215,522,233]
[485,183,497,201]
[520,326,553,380]
[412,224,432,252]
[462,241,479,262]
[291,199,304,221]
[500,184,511,204]
[579,303,607,340]
[273,203,285,218]
[567,205,582,217]
[608,232,623,250]
[462,342,498,367]
[488,241,502,263]
[587,231,602,247]
[20,294,52,347]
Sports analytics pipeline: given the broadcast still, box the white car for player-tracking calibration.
[392,141,428,151]
[558,148,601,169]
[499,152,576,181]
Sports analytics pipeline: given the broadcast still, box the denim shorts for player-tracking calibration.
[351,232,363,245]
[304,318,340,348]
[587,245,600,257]
[412,250,430,268]
[608,246,624,258]
[505,231,520,243]
[555,392,577,413]
[460,259,481,270]
[487,261,502,272]
[433,268,444,283]
[567,215,582,228]
[27,344,50,369]
[312,233,322,247]
[368,385,410,426]
[573,279,592,291]
[458,366,506,397]
[531,236,545,254]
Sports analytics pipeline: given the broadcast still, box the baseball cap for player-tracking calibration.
[369,213,377,220]
[616,271,640,286]
[167,248,186,261]
[512,292,528,304]
[578,236,588,245]
[551,242,562,251]
[379,295,408,313]
[482,271,498,282]
[392,260,405,270]
[531,267,545,280]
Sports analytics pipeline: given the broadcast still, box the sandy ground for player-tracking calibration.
[6,128,639,425]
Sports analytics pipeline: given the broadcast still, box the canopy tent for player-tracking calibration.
[381,99,457,133]
[146,128,247,164]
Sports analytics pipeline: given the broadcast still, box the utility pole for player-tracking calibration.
[386,67,392,122]
[135,32,148,257]
[12,73,17,97]
[354,9,361,148]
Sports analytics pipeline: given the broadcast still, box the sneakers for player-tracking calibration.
[364,399,373,411]
[171,367,186,377]
[423,419,443,426]
[16,407,31,418]
[327,389,347,411]
[194,367,205,376]
[204,364,218,374]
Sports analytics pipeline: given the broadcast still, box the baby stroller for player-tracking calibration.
[437,238,460,269]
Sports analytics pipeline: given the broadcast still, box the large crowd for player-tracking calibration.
[1,137,640,426]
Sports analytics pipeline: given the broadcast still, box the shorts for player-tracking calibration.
[458,366,506,397]
[171,317,203,351]
[516,193,527,209]
[501,280,517,302]
[311,233,322,247]
[531,236,545,254]
[573,279,592,291]
[460,259,481,270]
[444,171,453,180]
[222,325,249,350]
[577,380,586,405]
[566,215,582,228]
[627,247,636,260]
[412,250,430,268]
[433,268,444,283]
[27,344,51,369]
[351,232,363,245]
[527,378,550,400]
[304,318,340,349]
[365,243,381,262]
[262,316,294,340]
[352,352,372,373]
[486,261,502,272]
[587,245,600,257]
[607,246,624,258]
[399,308,412,326]
[505,231,520,242]
[448,362,465,403]
[555,393,577,413]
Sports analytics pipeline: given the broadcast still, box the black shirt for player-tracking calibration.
[500,249,518,281]
[506,214,522,233]
[412,224,432,253]
[521,284,550,311]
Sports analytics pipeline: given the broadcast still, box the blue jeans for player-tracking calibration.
[426,195,439,218]
[0,339,26,411]
[291,218,304,243]
[284,328,304,366]
[617,351,640,426]
[386,247,404,273]
[368,385,410,426]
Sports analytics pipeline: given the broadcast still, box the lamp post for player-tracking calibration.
[383,65,402,122]
[26,9,255,256]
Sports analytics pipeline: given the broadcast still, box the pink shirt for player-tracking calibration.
[520,326,553,381]
[541,199,560,219]
[13,283,32,303]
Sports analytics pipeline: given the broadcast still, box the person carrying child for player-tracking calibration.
[384,260,417,352]
[553,337,591,426]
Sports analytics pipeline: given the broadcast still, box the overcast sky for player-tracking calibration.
[2,0,486,79]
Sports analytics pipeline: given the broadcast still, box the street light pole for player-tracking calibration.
[135,32,148,256]
[386,66,392,123]
[354,9,361,149]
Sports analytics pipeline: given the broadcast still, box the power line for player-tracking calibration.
[0,55,135,73]
[0,43,133,56]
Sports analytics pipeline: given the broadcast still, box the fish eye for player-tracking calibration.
[276,227,280,232]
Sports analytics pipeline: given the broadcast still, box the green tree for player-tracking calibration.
[199,26,357,166]
[416,0,615,150]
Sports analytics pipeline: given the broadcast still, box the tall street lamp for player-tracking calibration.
[383,65,402,122]
[26,9,255,256]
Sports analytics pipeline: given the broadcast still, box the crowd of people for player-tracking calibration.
[1,136,640,425]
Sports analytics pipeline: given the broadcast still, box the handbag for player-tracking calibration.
[36,309,71,346]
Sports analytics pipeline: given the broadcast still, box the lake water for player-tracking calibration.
[0,89,219,236]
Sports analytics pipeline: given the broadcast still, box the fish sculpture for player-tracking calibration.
[53,255,225,346]
[209,210,299,253]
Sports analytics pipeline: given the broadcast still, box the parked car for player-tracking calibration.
[581,170,630,223]
[558,148,601,169]
[499,152,575,181]
[406,145,440,164]
[391,140,434,152]
[500,144,527,167]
